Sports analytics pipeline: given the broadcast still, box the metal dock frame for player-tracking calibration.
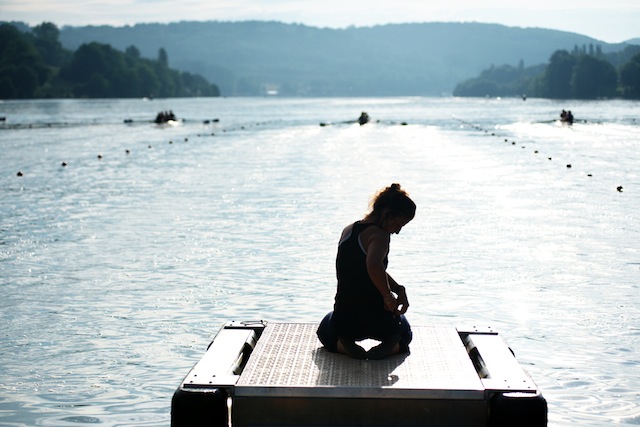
[172,321,547,427]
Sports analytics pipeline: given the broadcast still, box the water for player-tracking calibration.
[1,97,639,426]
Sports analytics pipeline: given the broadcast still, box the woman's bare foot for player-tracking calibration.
[366,334,401,360]
[337,338,367,359]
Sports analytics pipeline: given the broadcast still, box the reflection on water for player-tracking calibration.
[1,97,639,426]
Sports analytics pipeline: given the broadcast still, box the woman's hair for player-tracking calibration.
[370,183,416,220]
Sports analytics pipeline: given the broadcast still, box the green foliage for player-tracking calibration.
[455,46,640,99]
[536,50,617,98]
[453,62,545,97]
[31,22,69,67]
[0,24,50,98]
[157,48,168,67]
[570,55,617,99]
[602,45,640,67]
[619,53,640,98]
[0,22,219,99]
[538,50,575,98]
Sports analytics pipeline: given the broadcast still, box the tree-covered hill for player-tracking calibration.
[57,21,635,96]
[0,22,219,99]
[453,44,640,99]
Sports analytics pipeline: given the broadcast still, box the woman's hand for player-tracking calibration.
[394,285,410,315]
[383,293,399,312]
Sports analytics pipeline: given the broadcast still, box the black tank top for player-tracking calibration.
[334,221,388,319]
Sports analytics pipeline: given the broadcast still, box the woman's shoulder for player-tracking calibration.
[339,221,376,244]
[339,222,356,244]
[359,222,389,246]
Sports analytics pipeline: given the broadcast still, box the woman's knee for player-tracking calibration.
[398,315,413,353]
[316,312,339,352]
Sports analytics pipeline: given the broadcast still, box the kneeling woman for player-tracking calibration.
[317,183,415,359]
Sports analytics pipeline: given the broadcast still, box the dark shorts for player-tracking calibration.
[316,311,412,353]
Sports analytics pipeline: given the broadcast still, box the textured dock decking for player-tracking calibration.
[173,321,546,427]
[235,323,484,400]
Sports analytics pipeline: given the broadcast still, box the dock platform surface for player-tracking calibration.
[173,321,546,427]
[236,323,484,399]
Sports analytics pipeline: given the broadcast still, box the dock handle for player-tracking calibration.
[171,321,267,427]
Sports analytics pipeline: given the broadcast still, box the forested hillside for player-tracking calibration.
[0,22,219,99]
[453,45,640,99]
[58,21,634,96]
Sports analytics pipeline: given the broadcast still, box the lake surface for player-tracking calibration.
[1,96,639,426]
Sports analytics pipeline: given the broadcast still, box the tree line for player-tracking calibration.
[453,44,640,99]
[0,22,220,99]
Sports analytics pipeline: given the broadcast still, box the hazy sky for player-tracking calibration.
[1,0,639,43]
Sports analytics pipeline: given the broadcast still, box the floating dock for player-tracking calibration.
[172,321,547,426]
